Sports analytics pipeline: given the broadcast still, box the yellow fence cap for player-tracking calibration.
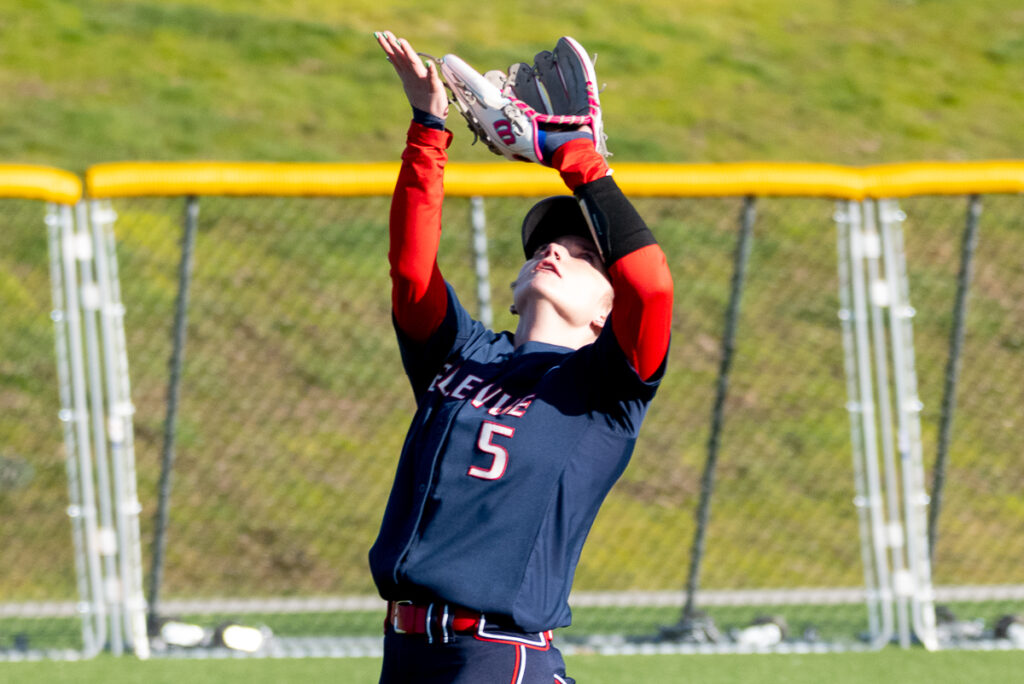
[86,161,403,198]
[83,159,1024,200]
[611,162,866,199]
[0,164,82,204]
[861,160,1024,198]
[85,161,566,199]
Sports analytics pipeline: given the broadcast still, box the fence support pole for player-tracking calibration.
[50,203,106,657]
[470,196,494,328]
[929,195,981,562]
[681,196,756,622]
[877,198,938,650]
[147,196,199,629]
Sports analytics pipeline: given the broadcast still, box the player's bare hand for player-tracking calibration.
[375,31,448,120]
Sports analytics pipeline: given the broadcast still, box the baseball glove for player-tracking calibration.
[436,37,608,164]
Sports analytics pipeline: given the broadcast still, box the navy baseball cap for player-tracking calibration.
[521,196,598,259]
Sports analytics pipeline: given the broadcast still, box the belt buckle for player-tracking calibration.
[391,600,413,634]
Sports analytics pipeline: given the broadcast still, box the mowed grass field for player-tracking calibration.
[4,649,1024,684]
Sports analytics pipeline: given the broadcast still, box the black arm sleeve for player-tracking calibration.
[574,175,657,265]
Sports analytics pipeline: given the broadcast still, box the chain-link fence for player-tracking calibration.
[0,199,82,653]
[0,169,92,657]
[2,163,1022,658]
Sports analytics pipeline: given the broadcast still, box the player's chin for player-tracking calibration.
[522,275,564,299]
[514,281,559,311]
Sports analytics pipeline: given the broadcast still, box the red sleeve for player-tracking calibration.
[551,138,611,190]
[552,140,673,382]
[389,123,453,342]
[608,246,674,381]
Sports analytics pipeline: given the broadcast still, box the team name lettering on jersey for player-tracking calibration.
[427,364,536,419]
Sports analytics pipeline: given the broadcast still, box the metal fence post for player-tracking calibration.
[147,196,199,630]
[680,196,757,623]
[470,196,494,329]
[929,195,982,562]
[839,200,896,649]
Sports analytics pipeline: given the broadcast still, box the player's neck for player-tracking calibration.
[513,301,599,350]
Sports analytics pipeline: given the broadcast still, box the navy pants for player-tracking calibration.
[379,619,575,684]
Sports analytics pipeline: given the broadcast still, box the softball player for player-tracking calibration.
[371,32,674,683]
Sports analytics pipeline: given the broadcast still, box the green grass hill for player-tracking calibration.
[0,0,1021,172]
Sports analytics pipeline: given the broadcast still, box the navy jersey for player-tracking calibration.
[369,284,663,632]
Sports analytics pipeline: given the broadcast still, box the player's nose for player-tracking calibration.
[541,243,565,261]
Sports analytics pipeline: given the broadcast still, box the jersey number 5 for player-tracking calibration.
[468,421,515,480]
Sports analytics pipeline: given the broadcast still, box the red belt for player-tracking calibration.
[387,600,481,635]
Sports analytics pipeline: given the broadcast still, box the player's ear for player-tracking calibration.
[590,289,613,332]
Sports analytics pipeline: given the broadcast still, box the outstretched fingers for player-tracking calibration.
[375,31,448,119]
[376,31,423,77]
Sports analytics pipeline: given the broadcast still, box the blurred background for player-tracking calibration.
[1,0,1022,658]
[1,0,1021,170]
